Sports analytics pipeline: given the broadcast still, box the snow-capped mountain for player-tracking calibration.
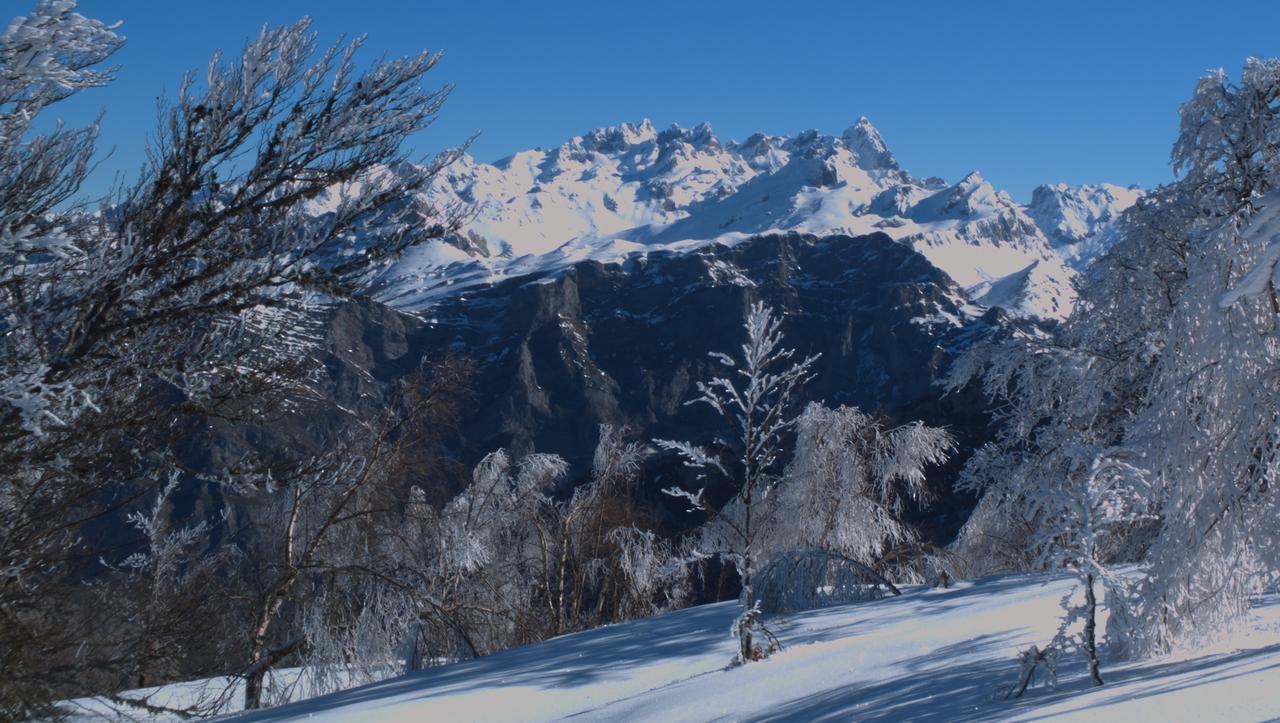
[369,118,1116,321]
[1027,182,1144,268]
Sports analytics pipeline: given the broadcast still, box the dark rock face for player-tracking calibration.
[313,232,1002,541]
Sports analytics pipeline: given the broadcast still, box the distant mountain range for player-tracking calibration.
[189,120,1151,548]
[352,118,1142,320]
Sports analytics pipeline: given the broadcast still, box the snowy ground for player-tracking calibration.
[65,572,1280,721]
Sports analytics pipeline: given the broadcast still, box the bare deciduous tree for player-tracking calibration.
[0,2,467,714]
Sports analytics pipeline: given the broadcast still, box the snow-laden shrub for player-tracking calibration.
[755,550,889,613]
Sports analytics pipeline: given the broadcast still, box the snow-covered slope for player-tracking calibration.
[69,572,1280,721]
[1027,183,1144,268]
[370,119,1086,320]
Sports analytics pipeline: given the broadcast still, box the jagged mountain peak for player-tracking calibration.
[580,119,658,152]
[657,120,717,144]
[535,118,903,174]
[841,116,899,171]
[1027,181,1144,268]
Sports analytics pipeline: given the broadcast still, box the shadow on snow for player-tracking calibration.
[232,601,739,721]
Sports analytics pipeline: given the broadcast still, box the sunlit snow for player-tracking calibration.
[67,571,1280,722]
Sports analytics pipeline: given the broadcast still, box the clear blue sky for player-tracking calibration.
[55,1,1280,201]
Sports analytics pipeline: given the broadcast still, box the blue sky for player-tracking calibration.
[56,1,1280,201]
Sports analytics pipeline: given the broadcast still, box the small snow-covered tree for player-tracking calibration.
[432,448,568,651]
[755,402,953,611]
[1033,449,1153,685]
[657,301,819,664]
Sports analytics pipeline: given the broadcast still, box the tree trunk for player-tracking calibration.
[243,669,266,712]
[739,475,755,663]
[243,618,272,710]
[243,637,305,710]
[1084,573,1104,686]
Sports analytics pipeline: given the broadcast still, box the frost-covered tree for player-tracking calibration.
[755,402,953,612]
[1034,449,1153,685]
[943,195,1186,575]
[658,302,819,664]
[413,447,568,659]
[421,425,683,653]
[610,525,693,617]
[953,57,1280,665]
[944,326,1118,575]
[1114,58,1280,655]
[540,424,649,635]
[0,2,465,713]
[1123,211,1280,653]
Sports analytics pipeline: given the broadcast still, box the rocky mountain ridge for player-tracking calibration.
[353,118,1140,321]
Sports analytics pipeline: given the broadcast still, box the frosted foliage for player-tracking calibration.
[0,2,122,435]
[1125,198,1280,654]
[299,583,420,698]
[749,404,952,611]
[0,10,460,440]
[1173,58,1280,211]
[610,526,691,612]
[441,450,566,574]
[591,423,644,492]
[951,484,1036,575]
[943,191,1187,572]
[768,404,950,562]
[656,301,819,495]
[657,302,820,574]
[115,473,214,602]
[0,1,120,164]
[393,426,686,665]
[1110,60,1280,654]
[1034,450,1154,663]
[1033,452,1153,575]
